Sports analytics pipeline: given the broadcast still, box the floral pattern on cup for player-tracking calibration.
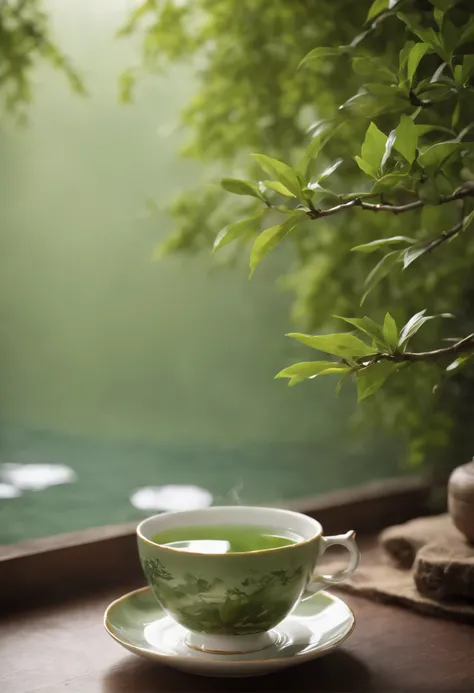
[142,556,304,635]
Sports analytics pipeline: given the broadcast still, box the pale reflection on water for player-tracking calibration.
[166,540,231,553]
[0,463,77,492]
[130,485,213,512]
[0,483,22,499]
[0,465,214,515]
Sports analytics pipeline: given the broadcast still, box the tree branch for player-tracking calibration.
[422,220,463,253]
[358,333,474,366]
[307,185,474,220]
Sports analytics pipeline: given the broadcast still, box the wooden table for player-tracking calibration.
[1,478,472,692]
[2,580,473,692]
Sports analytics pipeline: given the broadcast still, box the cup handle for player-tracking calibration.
[304,530,360,596]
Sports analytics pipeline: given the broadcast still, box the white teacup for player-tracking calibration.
[137,506,359,654]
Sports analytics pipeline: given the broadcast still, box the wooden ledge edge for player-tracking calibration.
[0,475,434,613]
[1,475,431,561]
[0,521,138,561]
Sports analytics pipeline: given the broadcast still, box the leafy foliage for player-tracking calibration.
[123,0,474,471]
[275,310,458,398]
[0,0,85,120]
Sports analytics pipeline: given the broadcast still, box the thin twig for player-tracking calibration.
[410,219,464,259]
[358,333,474,366]
[307,185,474,220]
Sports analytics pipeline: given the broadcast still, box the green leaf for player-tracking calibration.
[398,310,453,347]
[424,67,449,89]
[441,20,460,59]
[398,310,428,346]
[458,124,474,141]
[457,16,474,48]
[355,156,377,178]
[433,7,444,29]
[334,316,386,348]
[357,361,399,401]
[446,355,473,373]
[393,115,418,164]
[417,81,455,103]
[428,0,459,9]
[417,179,441,205]
[298,47,345,69]
[415,124,455,137]
[462,55,474,84]
[463,210,474,232]
[360,122,388,175]
[402,244,432,269]
[381,129,397,172]
[306,367,351,382]
[305,183,339,200]
[399,40,416,76]
[352,57,396,82]
[352,236,415,253]
[307,119,332,137]
[364,83,408,101]
[316,159,343,183]
[262,180,296,198]
[398,13,443,55]
[452,99,460,126]
[366,0,388,23]
[288,376,306,387]
[361,251,400,305]
[286,332,373,360]
[417,141,467,171]
[213,215,260,253]
[407,43,431,85]
[335,368,355,395]
[340,88,371,112]
[453,65,463,88]
[249,224,286,275]
[372,173,410,193]
[275,361,350,381]
[349,28,373,49]
[383,312,398,351]
[427,62,447,83]
[340,87,407,118]
[249,212,305,275]
[252,154,302,197]
[221,178,264,199]
[297,123,341,182]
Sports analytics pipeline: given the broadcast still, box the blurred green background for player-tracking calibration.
[0,0,403,544]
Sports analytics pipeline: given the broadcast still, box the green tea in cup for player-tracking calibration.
[137,506,359,654]
[151,524,302,553]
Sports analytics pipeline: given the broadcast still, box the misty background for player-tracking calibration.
[0,0,403,543]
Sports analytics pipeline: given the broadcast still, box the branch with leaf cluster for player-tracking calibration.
[215,122,474,278]
[211,1,474,400]
[306,184,474,219]
[0,0,86,118]
[275,311,474,402]
[357,331,474,365]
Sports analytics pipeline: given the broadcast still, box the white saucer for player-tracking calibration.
[104,586,355,678]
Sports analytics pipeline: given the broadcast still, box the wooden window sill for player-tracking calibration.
[3,476,471,692]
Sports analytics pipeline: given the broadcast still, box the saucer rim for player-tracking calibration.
[104,586,356,666]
